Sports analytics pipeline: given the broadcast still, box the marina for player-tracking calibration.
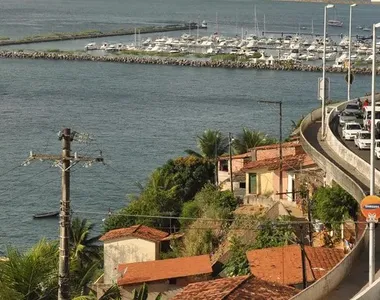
[80,32,380,68]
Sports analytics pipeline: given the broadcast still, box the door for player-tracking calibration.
[249,173,257,194]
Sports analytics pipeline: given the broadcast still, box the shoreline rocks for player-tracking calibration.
[0,50,377,75]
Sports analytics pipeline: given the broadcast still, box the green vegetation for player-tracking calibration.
[233,128,277,154]
[312,184,358,231]
[0,217,107,299]
[132,283,161,300]
[223,236,251,276]
[104,156,214,232]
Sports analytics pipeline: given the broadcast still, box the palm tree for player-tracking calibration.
[233,128,277,154]
[0,239,58,300]
[69,217,102,269]
[72,284,121,300]
[186,129,227,159]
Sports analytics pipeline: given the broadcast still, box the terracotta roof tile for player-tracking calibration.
[219,152,252,161]
[242,154,310,172]
[246,245,345,286]
[99,224,169,242]
[172,275,299,300]
[250,141,300,151]
[117,255,212,286]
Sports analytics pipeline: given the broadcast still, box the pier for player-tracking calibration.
[0,50,377,75]
[0,23,205,47]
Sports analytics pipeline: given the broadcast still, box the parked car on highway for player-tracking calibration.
[342,122,362,141]
[339,111,363,127]
[344,103,362,115]
[375,141,380,159]
[354,130,371,149]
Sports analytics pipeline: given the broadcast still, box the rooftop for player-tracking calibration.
[247,244,345,286]
[242,154,313,172]
[172,274,299,300]
[117,255,212,286]
[250,141,300,151]
[99,224,169,242]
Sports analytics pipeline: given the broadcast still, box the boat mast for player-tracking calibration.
[216,12,219,35]
[263,14,266,36]
[254,5,259,36]
[236,9,238,36]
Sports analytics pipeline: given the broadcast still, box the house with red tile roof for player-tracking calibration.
[246,244,345,288]
[114,255,213,299]
[100,224,180,285]
[242,141,317,203]
[172,274,299,300]
[217,141,319,202]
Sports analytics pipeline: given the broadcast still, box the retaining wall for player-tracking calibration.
[291,107,367,300]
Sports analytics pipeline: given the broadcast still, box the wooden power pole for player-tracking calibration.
[26,128,103,300]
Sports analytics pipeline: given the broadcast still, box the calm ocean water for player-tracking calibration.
[1,0,380,254]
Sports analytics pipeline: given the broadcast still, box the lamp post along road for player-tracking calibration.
[229,132,234,193]
[348,4,357,101]
[322,4,334,138]
[369,22,380,285]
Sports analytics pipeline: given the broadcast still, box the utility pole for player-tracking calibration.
[25,128,103,300]
[258,100,283,198]
[214,137,218,186]
[229,132,234,193]
[300,225,308,289]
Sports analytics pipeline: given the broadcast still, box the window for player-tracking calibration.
[239,182,246,189]
[219,160,228,171]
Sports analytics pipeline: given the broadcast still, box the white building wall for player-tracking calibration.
[103,237,158,284]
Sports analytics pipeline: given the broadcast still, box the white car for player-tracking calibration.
[354,130,371,149]
[339,110,362,127]
[342,122,362,141]
[375,141,380,159]
[344,103,362,115]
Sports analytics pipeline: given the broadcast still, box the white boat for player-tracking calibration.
[201,20,207,29]
[362,27,371,32]
[306,53,319,61]
[105,44,118,52]
[356,25,363,30]
[100,42,109,50]
[325,52,337,61]
[84,42,97,51]
[328,20,343,27]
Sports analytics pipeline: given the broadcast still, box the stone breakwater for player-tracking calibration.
[0,50,377,75]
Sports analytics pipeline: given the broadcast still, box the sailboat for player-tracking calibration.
[328,7,343,27]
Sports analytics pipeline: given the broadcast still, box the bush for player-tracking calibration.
[180,201,201,227]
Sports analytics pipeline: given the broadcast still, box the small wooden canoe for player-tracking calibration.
[33,211,59,219]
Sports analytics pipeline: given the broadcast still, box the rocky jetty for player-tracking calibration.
[0,50,376,75]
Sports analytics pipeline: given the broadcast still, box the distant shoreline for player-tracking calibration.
[0,24,199,47]
[1,50,377,75]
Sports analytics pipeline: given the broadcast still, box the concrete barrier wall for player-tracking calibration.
[351,275,380,300]
[325,99,380,192]
[291,107,367,300]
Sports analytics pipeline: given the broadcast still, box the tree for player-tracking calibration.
[72,284,121,300]
[312,185,358,230]
[69,217,102,268]
[223,236,251,277]
[161,156,214,202]
[254,217,297,249]
[0,239,58,300]
[233,128,276,154]
[185,129,227,159]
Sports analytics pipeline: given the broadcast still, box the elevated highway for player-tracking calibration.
[293,99,380,300]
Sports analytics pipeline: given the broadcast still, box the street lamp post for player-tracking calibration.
[229,132,234,193]
[347,4,357,101]
[369,22,380,285]
[322,4,334,138]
